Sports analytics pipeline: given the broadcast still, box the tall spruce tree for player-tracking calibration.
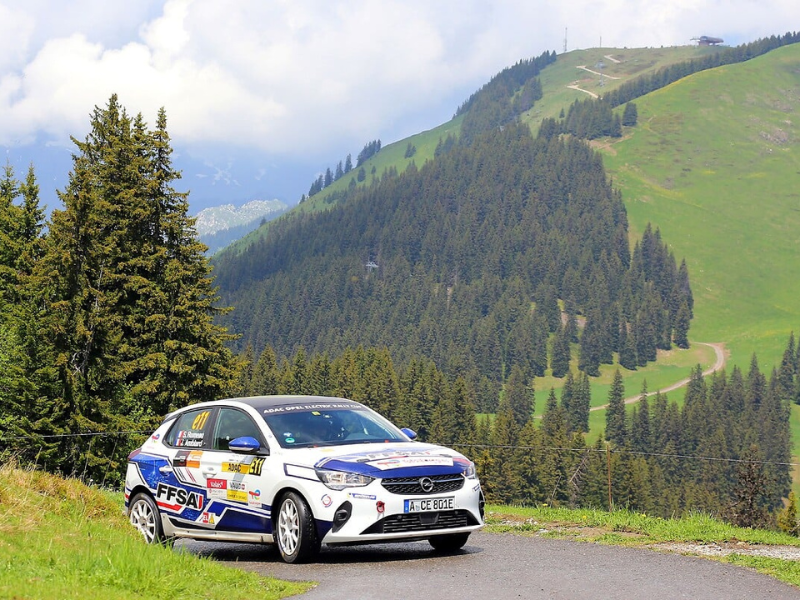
[605,369,627,446]
[34,95,237,477]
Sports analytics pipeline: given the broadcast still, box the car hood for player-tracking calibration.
[285,442,471,478]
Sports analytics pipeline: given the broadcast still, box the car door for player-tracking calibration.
[156,407,215,519]
[200,406,272,533]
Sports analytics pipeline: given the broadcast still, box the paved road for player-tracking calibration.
[179,531,800,599]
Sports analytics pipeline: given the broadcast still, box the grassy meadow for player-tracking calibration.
[0,465,310,600]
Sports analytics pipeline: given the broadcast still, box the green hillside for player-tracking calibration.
[223,44,723,255]
[218,41,800,444]
[599,43,800,371]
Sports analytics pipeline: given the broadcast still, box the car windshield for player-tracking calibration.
[260,405,408,449]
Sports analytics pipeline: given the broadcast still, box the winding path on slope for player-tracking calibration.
[566,83,599,98]
[590,342,727,412]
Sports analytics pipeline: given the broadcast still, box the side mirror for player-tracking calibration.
[401,428,417,440]
[229,436,268,455]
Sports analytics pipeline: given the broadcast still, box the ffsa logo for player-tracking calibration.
[156,482,204,510]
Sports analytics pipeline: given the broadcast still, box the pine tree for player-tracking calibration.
[605,369,627,446]
[550,325,571,378]
[778,491,799,536]
[503,364,534,428]
[34,96,237,477]
[622,102,638,127]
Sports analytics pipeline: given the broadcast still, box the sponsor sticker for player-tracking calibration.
[227,489,248,503]
[262,403,353,414]
[200,512,216,525]
[222,456,265,476]
[175,450,204,468]
[370,456,454,470]
[321,494,333,507]
[207,478,227,499]
[155,482,204,511]
[248,489,262,508]
[229,480,247,492]
[348,493,377,501]
[187,451,202,468]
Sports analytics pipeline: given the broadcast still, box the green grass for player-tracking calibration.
[486,504,800,587]
[0,465,311,600]
[599,45,800,371]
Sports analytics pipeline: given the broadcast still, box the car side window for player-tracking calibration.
[213,408,265,451]
[165,408,213,448]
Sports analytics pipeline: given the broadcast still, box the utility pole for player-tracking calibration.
[606,442,613,511]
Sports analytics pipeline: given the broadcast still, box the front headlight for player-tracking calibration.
[463,462,478,479]
[315,468,374,490]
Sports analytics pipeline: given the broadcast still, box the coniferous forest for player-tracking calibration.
[231,340,794,527]
[214,122,693,395]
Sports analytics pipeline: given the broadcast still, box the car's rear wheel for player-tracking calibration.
[429,532,470,552]
[276,492,320,563]
[129,492,167,544]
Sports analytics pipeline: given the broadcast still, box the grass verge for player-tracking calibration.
[486,504,800,588]
[0,464,312,600]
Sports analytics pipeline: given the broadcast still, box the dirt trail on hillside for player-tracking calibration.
[567,84,599,98]
[590,342,727,411]
[577,65,621,79]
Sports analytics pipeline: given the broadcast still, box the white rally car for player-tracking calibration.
[125,395,485,562]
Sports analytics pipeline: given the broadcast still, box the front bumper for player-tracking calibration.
[315,478,485,545]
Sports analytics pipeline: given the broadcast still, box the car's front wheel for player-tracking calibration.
[129,492,168,544]
[276,492,320,563]
[429,532,470,552]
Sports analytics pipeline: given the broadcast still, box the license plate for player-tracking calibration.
[404,497,455,513]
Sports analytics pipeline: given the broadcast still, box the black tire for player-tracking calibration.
[275,492,320,563]
[129,492,169,545]
[429,532,470,552]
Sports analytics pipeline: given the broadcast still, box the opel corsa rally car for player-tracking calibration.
[125,395,485,562]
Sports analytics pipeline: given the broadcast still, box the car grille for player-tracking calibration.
[381,474,465,495]
[361,510,476,535]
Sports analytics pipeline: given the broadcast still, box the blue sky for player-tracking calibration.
[1,0,797,212]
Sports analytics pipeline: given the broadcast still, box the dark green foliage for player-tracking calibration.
[605,370,627,446]
[215,121,690,383]
[233,341,792,525]
[0,96,238,480]
[356,139,382,166]
[456,50,555,145]
[622,102,638,127]
[550,325,571,378]
[562,99,622,140]
[502,364,534,428]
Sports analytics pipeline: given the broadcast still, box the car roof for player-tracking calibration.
[164,395,363,421]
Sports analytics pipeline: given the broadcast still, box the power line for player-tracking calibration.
[451,443,799,467]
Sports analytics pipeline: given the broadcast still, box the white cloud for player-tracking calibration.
[0,0,798,155]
